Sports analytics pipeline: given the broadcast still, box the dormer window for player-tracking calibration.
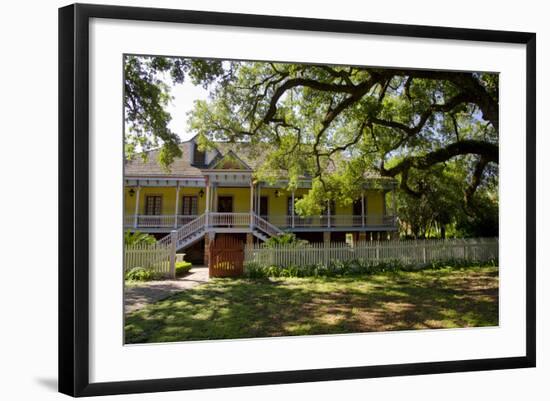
[193,143,205,166]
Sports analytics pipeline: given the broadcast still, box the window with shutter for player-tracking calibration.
[325,200,336,215]
[193,145,205,165]
[182,196,198,215]
[353,199,363,215]
[145,195,162,215]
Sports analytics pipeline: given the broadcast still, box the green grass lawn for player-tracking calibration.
[125,265,498,344]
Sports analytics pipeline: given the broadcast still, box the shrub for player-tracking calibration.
[243,258,498,279]
[175,261,192,276]
[124,230,157,246]
[125,267,163,281]
[263,233,308,248]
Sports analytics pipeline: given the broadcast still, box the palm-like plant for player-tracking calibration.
[263,233,308,248]
[124,230,157,246]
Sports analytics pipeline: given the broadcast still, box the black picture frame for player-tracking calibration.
[58,3,536,397]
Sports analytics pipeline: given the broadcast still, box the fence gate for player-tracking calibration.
[209,235,245,277]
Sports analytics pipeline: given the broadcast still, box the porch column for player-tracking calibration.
[327,200,331,228]
[291,190,295,228]
[205,178,210,228]
[174,184,180,229]
[249,180,254,213]
[246,233,254,248]
[204,232,211,267]
[209,183,216,213]
[249,179,254,229]
[213,184,218,212]
[323,231,331,265]
[133,185,141,228]
[256,183,261,216]
[392,188,397,219]
[361,191,365,227]
[169,230,177,278]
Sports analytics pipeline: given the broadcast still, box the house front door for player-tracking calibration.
[260,196,268,219]
[217,196,233,226]
[218,196,233,213]
[353,199,363,226]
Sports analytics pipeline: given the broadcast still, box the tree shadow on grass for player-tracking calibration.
[124,267,499,344]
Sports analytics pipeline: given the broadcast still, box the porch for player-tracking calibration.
[123,212,398,233]
[124,173,398,236]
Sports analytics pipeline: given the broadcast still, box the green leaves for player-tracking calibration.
[263,233,309,248]
[124,230,156,246]
[125,56,499,236]
[124,56,224,168]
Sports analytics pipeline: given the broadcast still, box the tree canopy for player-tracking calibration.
[124,56,499,237]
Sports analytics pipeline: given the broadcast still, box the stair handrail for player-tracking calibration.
[157,213,207,247]
[252,213,283,237]
[158,212,280,247]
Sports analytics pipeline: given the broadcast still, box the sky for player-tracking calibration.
[163,77,210,142]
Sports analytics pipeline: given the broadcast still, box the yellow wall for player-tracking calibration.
[257,188,385,215]
[124,186,387,216]
[259,188,292,216]
[366,190,385,215]
[215,187,252,213]
[124,187,207,215]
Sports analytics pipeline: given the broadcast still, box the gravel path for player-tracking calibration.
[124,267,209,313]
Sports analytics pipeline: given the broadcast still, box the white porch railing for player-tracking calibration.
[262,214,396,228]
[253,214,283,237]
[124,214,198,228]
[208,212,251,227]
[135,215,174,228]
[126,213,398,230]
[177,215,199,227]
[157,214,206,248]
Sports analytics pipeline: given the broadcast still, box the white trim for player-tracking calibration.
[133,186,141,228]
[124,176,396,190]
[201,170,253,176]
[327,200,331,228]
[210,149,253,170]
[124,178,206,187]
[291,190,295,228]
[174,184,180,229]
[249,180,254,229]
[361,191,365,228]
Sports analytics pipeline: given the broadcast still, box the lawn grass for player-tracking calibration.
[124,265,498,344]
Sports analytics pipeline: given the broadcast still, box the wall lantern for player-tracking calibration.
[128,188,135,197]
[274,190,281,198]
[199,189,205,198]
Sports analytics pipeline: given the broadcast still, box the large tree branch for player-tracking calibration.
[262,78,360,124]
[464,156,489,210]
[318,121,368,158]
[310,78,381,175]
[399,168,422,197]
[381,140,498,178]
[371,91,472,138]
[318,65,355,86]
[373,69,499,130]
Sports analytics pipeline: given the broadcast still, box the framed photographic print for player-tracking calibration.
[58,3,536,397]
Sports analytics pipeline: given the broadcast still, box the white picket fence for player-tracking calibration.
[124,243,172,276]
[244,238,498,268]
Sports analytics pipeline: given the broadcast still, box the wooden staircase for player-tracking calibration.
[156,212,282,251]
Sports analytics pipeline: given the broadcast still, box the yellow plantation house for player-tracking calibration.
[124,137,398,263]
